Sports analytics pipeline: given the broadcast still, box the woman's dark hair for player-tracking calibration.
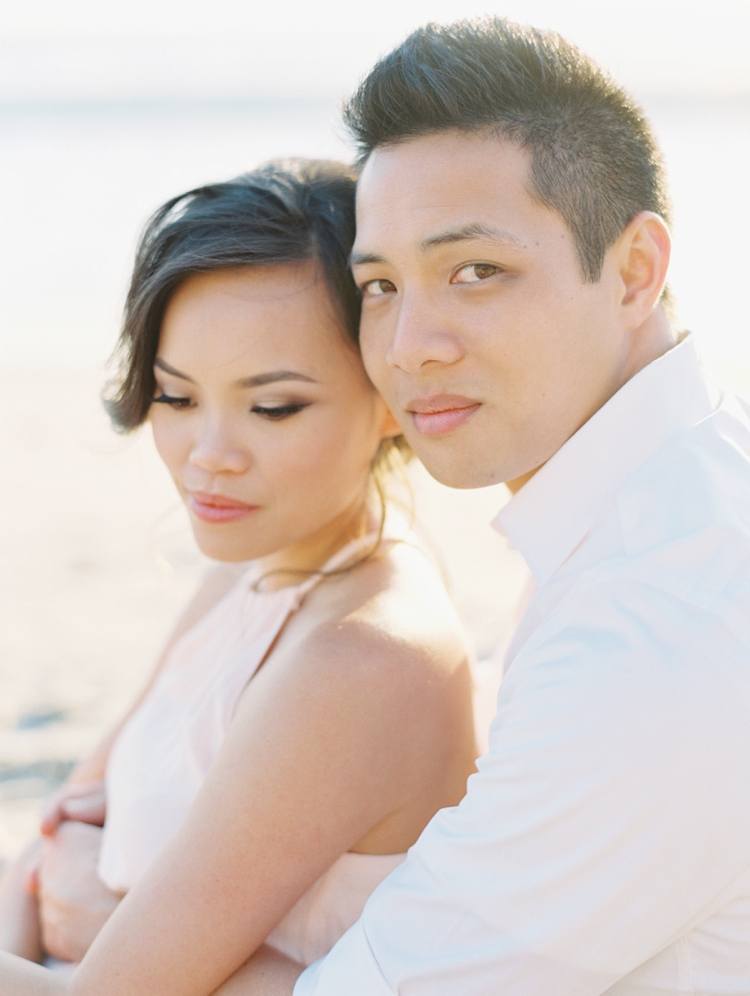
[106,158,361,431]
[344,17,671,283]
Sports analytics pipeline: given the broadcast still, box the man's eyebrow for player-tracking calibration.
[349,250,387,267]
[421,222,526,252]
[154,358,316,389]
[348,224,526,268]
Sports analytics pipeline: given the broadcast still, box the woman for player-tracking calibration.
[0,159,477,995]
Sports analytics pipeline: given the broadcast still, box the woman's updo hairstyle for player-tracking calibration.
[105,157,409,489]
[107,159,357,428]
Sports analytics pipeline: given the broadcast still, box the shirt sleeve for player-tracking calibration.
[294,579,750,996]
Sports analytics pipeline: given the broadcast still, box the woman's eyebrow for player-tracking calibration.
[236,371,318,388]
[155,359,316,389]
[155,357,194,382]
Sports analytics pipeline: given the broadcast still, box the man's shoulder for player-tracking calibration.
[611,390,750,609]
[503,385,750,759]
[511,383,750,727]
[502,560,750,814]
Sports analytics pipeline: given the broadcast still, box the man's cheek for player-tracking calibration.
[360,329,392,393]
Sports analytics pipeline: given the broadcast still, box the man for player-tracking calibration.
[9,18,749,996]
[231,17,750,996]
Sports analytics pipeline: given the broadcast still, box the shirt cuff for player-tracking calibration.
[293,921,393,996]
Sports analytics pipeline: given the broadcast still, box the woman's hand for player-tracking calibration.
[0,840,44,960]
[37,822,121,964]
[24,782,107,899]
[39,782,107,838]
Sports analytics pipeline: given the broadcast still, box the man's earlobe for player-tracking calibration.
[618,211,671,327]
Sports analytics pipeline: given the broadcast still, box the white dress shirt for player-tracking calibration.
[295,335,750,996]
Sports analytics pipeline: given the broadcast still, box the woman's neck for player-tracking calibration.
[255,500,379,591]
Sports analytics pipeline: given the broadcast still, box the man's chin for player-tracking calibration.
[413,447,511,491]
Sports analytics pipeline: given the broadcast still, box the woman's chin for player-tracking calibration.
[190,525,260,564]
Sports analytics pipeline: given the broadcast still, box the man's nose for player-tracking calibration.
[385,291,465,373]
[189,419,251,476]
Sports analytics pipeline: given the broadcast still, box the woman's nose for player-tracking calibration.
[189,422,251,475]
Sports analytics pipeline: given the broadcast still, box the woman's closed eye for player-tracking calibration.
[451,263,500,284]
[252,402,311,421]
[153,392,193,409]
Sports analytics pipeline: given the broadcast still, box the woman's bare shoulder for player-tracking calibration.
[271,540,472,731]
[300,541,467,675]
[238,542,477,852]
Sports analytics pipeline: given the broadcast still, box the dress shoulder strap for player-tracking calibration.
[288,531,382,607]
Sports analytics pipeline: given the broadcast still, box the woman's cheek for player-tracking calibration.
[150,413,189,476]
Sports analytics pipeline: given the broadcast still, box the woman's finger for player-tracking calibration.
[40,783,107,836]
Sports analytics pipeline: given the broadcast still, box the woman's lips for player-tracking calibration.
[187,492,259,524]
[407,395,481,437]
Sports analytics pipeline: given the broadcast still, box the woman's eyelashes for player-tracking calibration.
[153,392,193,409]
[251,402,311,420]
[152,385,311,421]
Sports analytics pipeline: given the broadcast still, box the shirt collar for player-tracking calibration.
[492,335,720,586]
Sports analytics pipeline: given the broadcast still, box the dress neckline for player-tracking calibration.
[245,529,383,602]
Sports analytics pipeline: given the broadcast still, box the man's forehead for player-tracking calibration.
[353,132,545,256]
[357,129,528,187]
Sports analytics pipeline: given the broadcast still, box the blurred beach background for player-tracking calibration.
[1,0,749,858]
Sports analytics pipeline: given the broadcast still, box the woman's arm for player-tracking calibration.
[0,944,302,996]
[65,607,468,996]
[0,951,68,996]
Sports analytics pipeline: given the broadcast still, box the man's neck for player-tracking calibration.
[505,305,678,496]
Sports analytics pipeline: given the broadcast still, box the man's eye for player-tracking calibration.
[451,263,499,284]
[252,403,310,420]
[152,393,193,409]
[360,278,397,297]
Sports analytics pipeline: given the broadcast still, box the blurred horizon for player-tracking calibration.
[2,0,749,107]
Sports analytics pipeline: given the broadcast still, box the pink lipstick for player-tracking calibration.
[187,491,259,524]
[407,395,481,437]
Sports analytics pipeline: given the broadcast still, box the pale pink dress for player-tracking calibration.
[96,536,406,967]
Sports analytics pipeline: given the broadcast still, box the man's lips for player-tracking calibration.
[406,395,481,437]
[187,491,260,524]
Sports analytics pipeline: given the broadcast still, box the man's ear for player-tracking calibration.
[615,211,671,330]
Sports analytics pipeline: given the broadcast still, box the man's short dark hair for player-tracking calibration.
[344,17,671,282]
